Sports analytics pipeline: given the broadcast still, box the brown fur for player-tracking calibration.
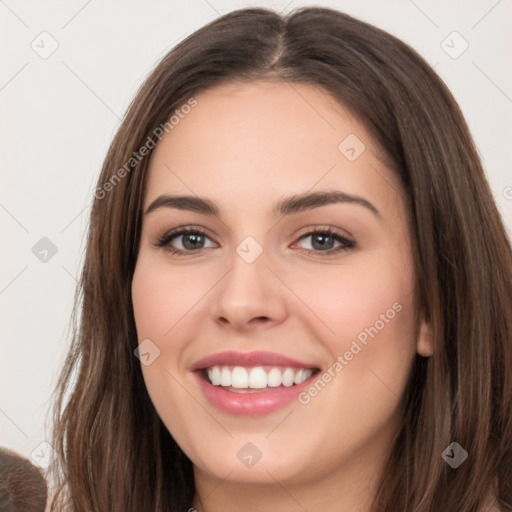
[0,447,47,512]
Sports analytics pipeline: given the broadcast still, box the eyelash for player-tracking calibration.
[155,225,356,257]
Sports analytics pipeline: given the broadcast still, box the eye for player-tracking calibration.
[155,227,216,255]
[155,225,355,256]
[294,227,355,255]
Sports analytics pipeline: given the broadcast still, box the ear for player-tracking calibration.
[416,318,434,357]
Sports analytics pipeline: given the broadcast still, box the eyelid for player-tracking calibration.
[294,224,354,243]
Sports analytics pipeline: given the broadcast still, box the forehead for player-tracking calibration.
[144,80,402,213]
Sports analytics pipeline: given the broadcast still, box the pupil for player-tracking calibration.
[313,234,333,250]
[183,233,203,250]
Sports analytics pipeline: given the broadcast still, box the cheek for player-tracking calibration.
[131,256,214,341]
[290,244,417,386]
[290,246,416,347]
[130,255,225,404]
[131,259,209,455]
[131,259,189,406]
[290,248,417,442]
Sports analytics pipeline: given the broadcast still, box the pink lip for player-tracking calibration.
[190,350,317,371]
[193,371,317,416]
[190,351,319,416]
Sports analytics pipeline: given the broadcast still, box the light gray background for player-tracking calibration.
[1,0,511,463]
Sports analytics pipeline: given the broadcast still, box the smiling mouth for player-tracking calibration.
[201,365,321,393]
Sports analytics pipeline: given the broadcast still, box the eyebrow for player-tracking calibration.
[145,190,381,219]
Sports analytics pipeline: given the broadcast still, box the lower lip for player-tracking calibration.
[194,371,316,416]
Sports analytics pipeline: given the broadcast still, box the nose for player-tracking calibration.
[213,246,288,332]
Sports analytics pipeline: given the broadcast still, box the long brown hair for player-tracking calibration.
[48,7,512,511]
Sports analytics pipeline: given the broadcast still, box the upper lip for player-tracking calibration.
[190,351,318,371]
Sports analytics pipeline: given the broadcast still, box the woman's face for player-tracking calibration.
[131,81,431,494]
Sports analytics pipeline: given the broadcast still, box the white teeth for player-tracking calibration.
[282,368,295,387]
[231,366,249,388]
[205,365,314,389]
[208,366,221,386]
[220,367,231,386]
[267,367,282,387]
[248,367,267,389]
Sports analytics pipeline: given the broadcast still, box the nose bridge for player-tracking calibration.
[222,237,271,304]
[213,235,286,327]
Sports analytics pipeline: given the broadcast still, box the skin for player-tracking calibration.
[131,80,433,512]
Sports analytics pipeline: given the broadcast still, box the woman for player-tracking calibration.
[48,6,512,511]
